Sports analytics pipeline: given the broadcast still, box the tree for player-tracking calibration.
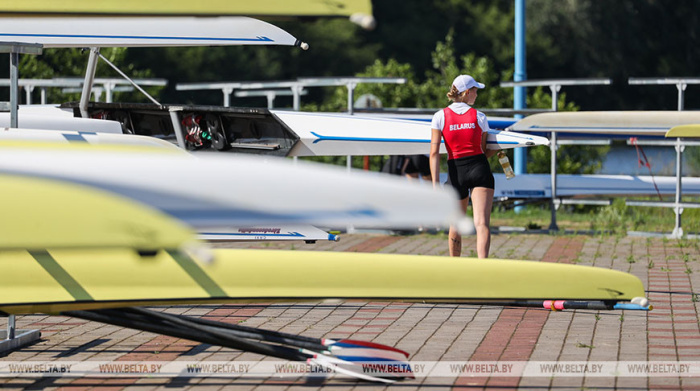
[525,0,700,110]
[12,47,161,104]
[126,18,381,106]
[299,30,605,176]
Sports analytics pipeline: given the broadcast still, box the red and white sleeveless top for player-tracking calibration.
[441,107,484,160]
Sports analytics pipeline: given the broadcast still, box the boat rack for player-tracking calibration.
[0,77,167,105]
[624,137,700,238]
[176,77,407,114]
[59,101,300,157]
[625,77,700,238]
[500,77,700,238]
[500,78,614,231]
[0,43,43,351]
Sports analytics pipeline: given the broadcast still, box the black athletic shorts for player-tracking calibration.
[404,155,431,176]
[446,154,495,199]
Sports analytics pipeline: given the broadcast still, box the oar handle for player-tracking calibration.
[540,300,651,311]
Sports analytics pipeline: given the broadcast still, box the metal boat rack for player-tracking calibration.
[500,77,700,238]
[176,77,406,114]
[0,77,166,104]
[0,42,43,353]
[625,77,700,238]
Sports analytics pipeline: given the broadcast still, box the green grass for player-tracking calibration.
[489,197,700,235]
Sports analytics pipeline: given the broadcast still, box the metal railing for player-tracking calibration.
[176,77,406,113]
[626,77,700,238]
[628,77,700,111]
[233,89,307,109]
[0,42,42,353]
[0,77,167,104]
[500,78,613,231]
[177,77,407,173]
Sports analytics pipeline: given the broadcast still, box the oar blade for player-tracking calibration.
[326,338,410,358]
[327,346,409,364]
[308,354,413,383]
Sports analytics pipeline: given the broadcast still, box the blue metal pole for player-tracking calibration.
[513,0,526,213]
[514,0,526,175]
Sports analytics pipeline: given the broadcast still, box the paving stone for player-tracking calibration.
[1,234,698,389]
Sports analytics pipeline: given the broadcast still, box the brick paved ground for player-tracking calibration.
[1,233,699,390]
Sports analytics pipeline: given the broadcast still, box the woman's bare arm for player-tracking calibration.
[430,128,442,189]
[482,132,497,158]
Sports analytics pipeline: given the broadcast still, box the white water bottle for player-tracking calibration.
[498,150,515,179]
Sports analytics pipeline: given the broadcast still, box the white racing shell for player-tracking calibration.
[491,173,700,199]
[0,144,472,232]
[0,16,302,48]
[508,111,700,137]
[274,111,549,157]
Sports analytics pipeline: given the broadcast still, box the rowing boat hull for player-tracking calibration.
[509,111,700,137]
[0,114,122,134]
[198,224,338,242]
[0,248,645,315]
[666,124,700,138]
[0,1,372,18]
[0,143,468,230]
[491,173,700,199]
[34,103,545,156]
[0,16,300,48]
[275,111,549,156]
[0,128,177,148]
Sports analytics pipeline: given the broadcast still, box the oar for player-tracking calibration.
[324,339,409,358]
[130,308,413,380]
[66,308,310,361]
[152,308,410,359]
[489,299,652,311]
[68,308,408,383]
[68,308,413,382]
[306,351,411,383]
[323,346,409,362]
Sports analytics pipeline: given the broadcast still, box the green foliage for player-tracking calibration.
[313,30,517,112]
[686,146,700,173]
[302,30,599,175]
[13,9,607,177]
[591,199,629,234]
[306,58,421,112]
[8,1,700,112]
[127,18,381,106]
[18,47,161,104]
[420,31,512,109]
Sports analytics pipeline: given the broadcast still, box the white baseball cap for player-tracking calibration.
[452,75,485,93]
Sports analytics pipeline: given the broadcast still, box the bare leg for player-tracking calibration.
[470,187,494,258]
[448,197,470,257]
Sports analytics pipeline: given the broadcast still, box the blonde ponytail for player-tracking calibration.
[446,85,467,102]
